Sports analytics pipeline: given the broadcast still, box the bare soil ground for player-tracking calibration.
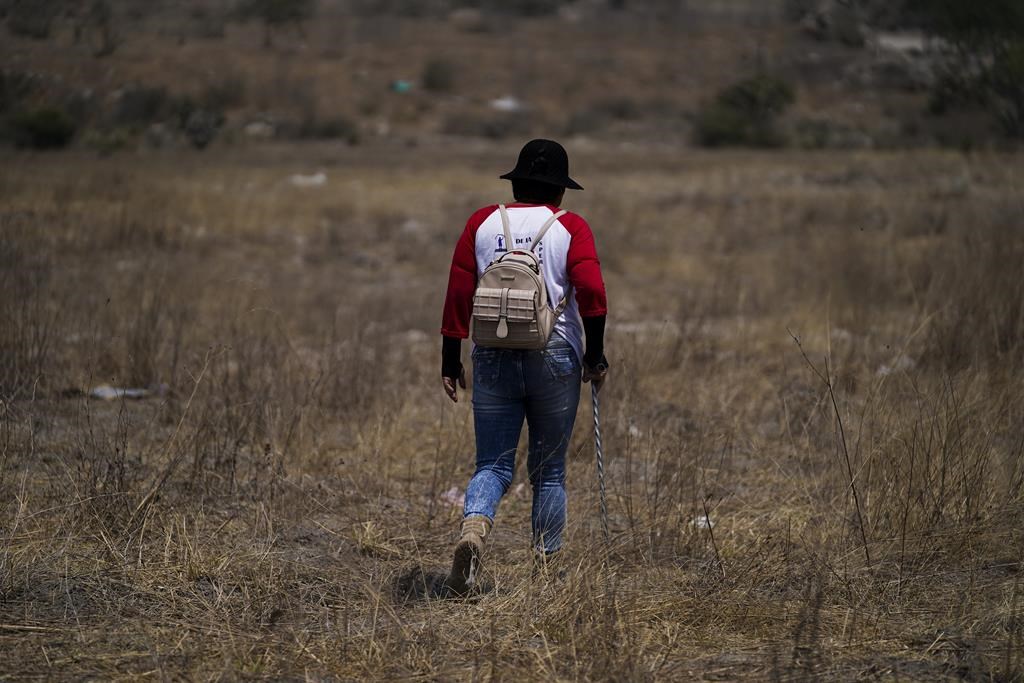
[1,142,1023,680]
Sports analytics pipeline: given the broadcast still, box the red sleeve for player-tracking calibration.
[563,213,608,317]
[440,206,494,338]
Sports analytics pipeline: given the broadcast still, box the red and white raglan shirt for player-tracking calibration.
[441,203,607,366]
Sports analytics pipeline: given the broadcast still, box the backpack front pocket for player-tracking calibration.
[473,288,539,342]
[472,288,504,322]
[503,290,537,322]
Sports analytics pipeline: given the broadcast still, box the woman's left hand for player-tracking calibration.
[442,367,467,403]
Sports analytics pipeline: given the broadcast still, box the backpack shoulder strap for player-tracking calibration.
[552,285,573,318]
[497,204,513,253]
[529,209,567,253]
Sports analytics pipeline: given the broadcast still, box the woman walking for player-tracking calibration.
[440,139,608,592]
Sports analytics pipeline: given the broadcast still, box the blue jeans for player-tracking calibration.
[464,335,581,554]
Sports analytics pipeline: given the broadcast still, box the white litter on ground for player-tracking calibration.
[692,514,714,530]
[89,384,169,401]
[289,172,327,188]
[490,95,524,112]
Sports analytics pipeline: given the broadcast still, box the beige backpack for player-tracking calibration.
[472,205,569,350]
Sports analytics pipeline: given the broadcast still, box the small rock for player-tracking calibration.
[244,120,275,139]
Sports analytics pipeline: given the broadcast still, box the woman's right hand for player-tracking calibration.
[582,357,608,393]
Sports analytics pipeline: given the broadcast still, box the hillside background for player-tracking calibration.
[1,0,1004,152]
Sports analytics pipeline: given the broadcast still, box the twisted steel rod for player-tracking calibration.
[592,383,610,544]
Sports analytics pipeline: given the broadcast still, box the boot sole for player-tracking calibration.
[448,540,480,594]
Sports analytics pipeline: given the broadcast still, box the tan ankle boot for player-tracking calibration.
[447,515,492,594]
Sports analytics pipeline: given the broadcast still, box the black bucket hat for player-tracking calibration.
[499,139,583,190]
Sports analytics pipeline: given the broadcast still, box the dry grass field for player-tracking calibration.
[1,141,1023,680]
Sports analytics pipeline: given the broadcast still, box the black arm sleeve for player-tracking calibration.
[582,315,606,369]
[441,335,463,379]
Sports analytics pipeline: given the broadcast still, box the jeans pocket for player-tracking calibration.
[542,343,579,382]
[472,346,503,388]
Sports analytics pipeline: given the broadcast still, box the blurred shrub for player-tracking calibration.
[564,97,641,136]
[237,0,314,24]
[855,0,916,29]
[113,85,170,126]
[163,95,226,148]
[0,70,35,113]
[783,0,817,21]
[298,115,360,144]
[793,117,874,149]
[442,111,531,139]
[793,117,831,149]
[7,108,77,148]
[830,6,866,47]
[694,74,795,147]
[6,0,61,39]
[990,41,1024,136]
[190,5,227,39]
[82,126,132,156]
[491,0,561,17]
[202,75,247,110]
[422,59,456,93]
[182,108,224,149]
[564,108,607,136]
[598,96,641,121]
[693,103,756,147]
[908,0,1024,138]
[84,0,120,57]
[237,0,314,46]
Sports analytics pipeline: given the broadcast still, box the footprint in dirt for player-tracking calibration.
[393,565,494,603]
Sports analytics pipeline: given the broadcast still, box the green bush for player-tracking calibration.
[7,108,77,148]
[693,74,795,148]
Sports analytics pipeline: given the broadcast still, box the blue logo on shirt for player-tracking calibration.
[494,234,543,261]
